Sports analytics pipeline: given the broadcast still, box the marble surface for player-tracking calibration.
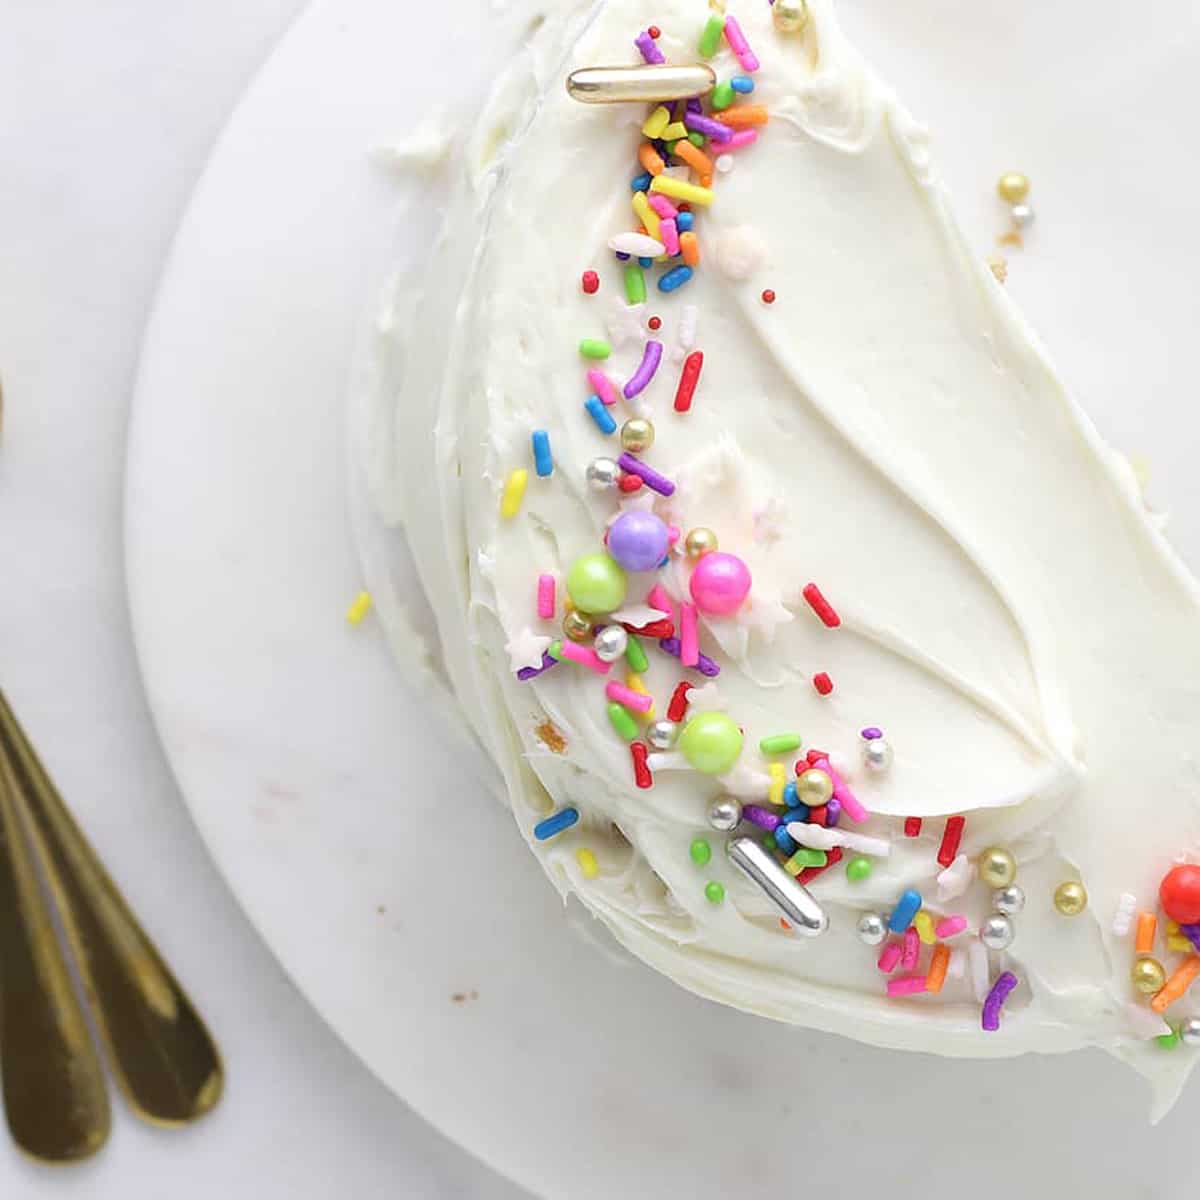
[0,2,520,1196]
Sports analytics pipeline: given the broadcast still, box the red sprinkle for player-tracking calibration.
[804,749,825,766]
[618,473,644,493]
[812,672,833,695]
[761,289,776,305]
[674,349,704,412]
[904,817,923,838]
[624,617,675,638]
[648,24,661,38]
[582,270,599,294]
[808,805,828,827]
[937,815,966,867]
[667,681,693,722]
[798,845,842,885]
[631,741,652,789]
[648,315,662,331]
[802,583,841,628]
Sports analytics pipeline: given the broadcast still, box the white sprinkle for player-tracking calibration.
[670,303,698,363]
[968,938,990,1002]
[608,232,666,258]
[1112,891,1137,937]
[684,682,726,712]
[946,948,966,981]
[645,751,688,772]
[936,853,975,902]
[785,823,891,858]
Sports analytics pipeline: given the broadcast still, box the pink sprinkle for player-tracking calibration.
[667,525,681,546]
[647,193,678,219]
[587,368,620,406]
[901,927,920,970]
[557,640,611,675]
[722,16,760,72]
[877,941,902,974]
[680,602,699,667]
[810,755,868,824]
[724,129,759,151]
[887,976,929,997]
[605,680,653,713]
[660,218,680,257]
[647,584,675,621]
[537,574,555,620]
[935,915,968,939]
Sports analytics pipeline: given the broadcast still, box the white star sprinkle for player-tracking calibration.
[753,497,787,545]
[738,593,794,642]
[605,299,647,348]
[505,627,552,673]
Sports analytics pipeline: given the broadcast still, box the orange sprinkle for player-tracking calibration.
[1135,912,1157,955]
[699,173,713,189]
[679,232,700,267]
[719,104,768,129]
[926,943,950,994]
[674,139,713,177]
[638,142,665,177]
[1151,954,1200,1013]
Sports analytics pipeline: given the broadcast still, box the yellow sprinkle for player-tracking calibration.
[913,911,936,945]
[1167,934,1193,953]
[1167,919,1181,935]
[500,469,528,519]
[650,175,714,207]
[624,672,655,721]
[661,121,688,141]
[345,591,372,625]
[632,190,662,240]
[642,106,671,139]
[576,848,599,879]
[767,761,786,807]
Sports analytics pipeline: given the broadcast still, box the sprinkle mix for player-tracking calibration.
[497,4,1200,1044]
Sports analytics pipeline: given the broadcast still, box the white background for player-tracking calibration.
[0,2,522,1195]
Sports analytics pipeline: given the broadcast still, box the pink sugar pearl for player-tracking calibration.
[689,552,752,615]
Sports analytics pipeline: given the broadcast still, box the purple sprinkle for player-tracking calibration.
[981,970,1018,1032]
[658,637,720,677]
[686,97,703,114]
[623,340,663,399]
[516,652,559,682]
[634,30,666,65]
[743,805,781,832]
[684,112,733,142]
[615,250,631,261]
[861,727,883,740]
[826,797,842,827]
[618,451,675,496]
[1180,923,1200,953]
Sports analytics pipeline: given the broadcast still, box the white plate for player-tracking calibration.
[126,1,1200,1195]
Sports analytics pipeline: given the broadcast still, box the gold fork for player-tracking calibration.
[0,688,223,1159]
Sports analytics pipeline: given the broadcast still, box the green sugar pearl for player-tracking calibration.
[607,702,639,742]
[625,634,649,673]
[704,880,726,904]
[623,264,646,306]
[759,732,803,755]
[711,81,735,111]
[690,838,712,866]
[846,856,873,883]
[698,14,725,58]
[579,338,612,360]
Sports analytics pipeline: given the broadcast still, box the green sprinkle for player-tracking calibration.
[625,634,649,673]
[711,81,735,111]
[664,139,679,157]
[759,733,803,755]
[846,856,873,883]
[690,838,712,866]
[607,702,639,742]
[623,264,647,306]
[762,833,775,851]
[1157,1027,1180,1049]
[704,880,725,904]
[547,640,564,660]
[698,13,725,58]
[786,848,827,872]
[687,131,707,148]
[579,338,611,359]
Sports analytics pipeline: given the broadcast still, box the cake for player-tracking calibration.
[383,0,1200,1115]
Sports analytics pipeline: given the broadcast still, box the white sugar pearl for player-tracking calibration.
[586,457,620,490]
[592,625,628,662]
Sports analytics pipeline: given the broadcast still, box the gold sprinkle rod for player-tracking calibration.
[567,64,717,104]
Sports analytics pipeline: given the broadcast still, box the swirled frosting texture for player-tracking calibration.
[387,0,1200,1114]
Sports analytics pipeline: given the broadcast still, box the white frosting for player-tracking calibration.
[384,0,1200,1114]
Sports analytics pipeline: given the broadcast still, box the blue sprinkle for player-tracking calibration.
[731,75,755,94]
[534,807,579,841]
[782,780,798,808]
[631,171,652,192]
[887,888,923,933]
[638,256,653,268]
[658,265,694,293]
[584,395,617,434]
[531,430,553,477]
[657,555,671,568]
[774,825,797,855]
[782,805,810,824]
[676,211,694,233]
